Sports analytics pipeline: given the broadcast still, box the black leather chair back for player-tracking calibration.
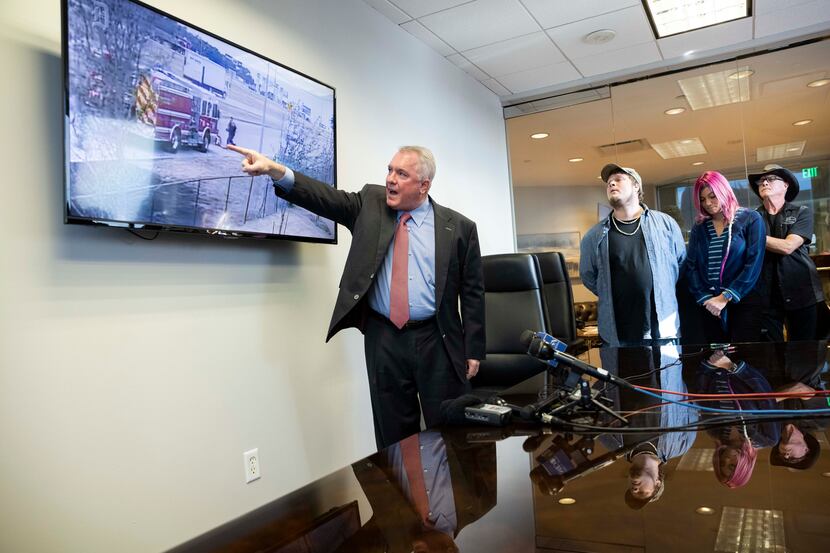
[533,251,582,351]
[472,253,549,391]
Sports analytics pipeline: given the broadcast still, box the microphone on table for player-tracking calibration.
[520,330,633,389]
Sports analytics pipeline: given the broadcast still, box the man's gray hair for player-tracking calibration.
[399,145,436,182]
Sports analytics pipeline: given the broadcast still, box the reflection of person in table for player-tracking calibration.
[338,430,496,553]
[600,345,696,508]
[769,344,827,470]
[697,350,780,488]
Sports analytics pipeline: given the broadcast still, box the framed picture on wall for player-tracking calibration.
[516,231,581,283]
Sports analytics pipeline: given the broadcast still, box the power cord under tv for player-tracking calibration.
[127,229,160,241]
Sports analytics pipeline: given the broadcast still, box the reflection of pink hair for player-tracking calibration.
[694,171,739,224]
[713,440,758,488]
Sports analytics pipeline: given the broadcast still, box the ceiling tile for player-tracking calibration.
[546,5,655,59]
[521,0,639,29]
[481,78,512,96]
[389,0,472,19]
[755,0,830,38]
[658,18,753,59]
[419,0,541,52]
[754,0,820,15]
[461,32,564,78]
[400,20,457,56]
[571,41,661,77]
[446,53,492,81]
[498,60,583,93]
[363,0,412,24]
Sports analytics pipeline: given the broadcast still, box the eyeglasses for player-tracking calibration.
[757,175,783,186]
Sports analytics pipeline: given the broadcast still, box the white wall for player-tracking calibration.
[0,1,514,551]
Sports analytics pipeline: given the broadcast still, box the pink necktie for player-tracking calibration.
[389,213,412,329]
[400,434,431,525]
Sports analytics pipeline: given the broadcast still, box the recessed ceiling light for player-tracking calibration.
[558,497,576,505]
[583,29,616,44]
[787,147,800,152]
[568,157,584,162]
[692,161,705,166]
[807,79,830,88]
[531,132,549,139]
[696,507,715,515]
[822,471,830,477]
[643,0,750,38]
[728,69,754,80]
[680,139,695,144]
[665,107,686,115]
[793,119,812,126]
[683,50,696,56]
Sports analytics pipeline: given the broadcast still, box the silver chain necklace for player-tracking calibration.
[611,214,642,236]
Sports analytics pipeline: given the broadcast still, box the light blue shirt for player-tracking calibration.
[274,169,437,320]
[369,199,436,321]
[580,205,686,346]
[386,431,457,536]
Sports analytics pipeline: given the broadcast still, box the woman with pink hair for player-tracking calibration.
[699,350,779,489]
[685,171,766,343]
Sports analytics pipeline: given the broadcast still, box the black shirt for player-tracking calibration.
[608,217,656,343]
[758,203,824,310]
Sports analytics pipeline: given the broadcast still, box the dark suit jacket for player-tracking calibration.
[275,172,486,382]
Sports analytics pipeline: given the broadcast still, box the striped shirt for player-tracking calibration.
[706,220,727,287]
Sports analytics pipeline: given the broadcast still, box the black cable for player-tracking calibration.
[546,411,830,434]
[127,229,160,240]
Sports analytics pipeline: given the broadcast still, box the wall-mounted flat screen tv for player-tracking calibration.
[63,0,337,243]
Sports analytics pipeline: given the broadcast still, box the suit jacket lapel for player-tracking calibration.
[433,200,454,309]
[376,202,397,269]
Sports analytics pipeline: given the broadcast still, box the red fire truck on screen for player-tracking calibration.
[134,70,220,153]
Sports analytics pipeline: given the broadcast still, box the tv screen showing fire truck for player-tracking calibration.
[63,0,337,242]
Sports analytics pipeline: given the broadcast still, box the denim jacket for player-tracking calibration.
[580,205,686,346]
[685,208,766,304]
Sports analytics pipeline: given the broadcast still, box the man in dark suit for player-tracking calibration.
[229,144,486,449]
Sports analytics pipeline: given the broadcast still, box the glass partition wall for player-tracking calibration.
[508,38,830,303]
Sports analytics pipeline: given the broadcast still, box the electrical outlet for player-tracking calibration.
[244,448,260,483]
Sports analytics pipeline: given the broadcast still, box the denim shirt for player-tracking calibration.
[580,205,686,346]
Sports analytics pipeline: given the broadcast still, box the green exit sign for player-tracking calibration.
[802,167,819,178]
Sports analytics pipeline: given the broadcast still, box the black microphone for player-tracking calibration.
[521,330,633,389]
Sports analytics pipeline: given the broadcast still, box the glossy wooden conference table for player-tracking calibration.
[168,341,830,553]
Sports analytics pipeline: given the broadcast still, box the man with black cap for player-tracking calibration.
[580,164,686,346]
[750,164,824,341]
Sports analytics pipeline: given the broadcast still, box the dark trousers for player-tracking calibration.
[699,301,766,344]
[364,314,469,450]
[762,303,819,342]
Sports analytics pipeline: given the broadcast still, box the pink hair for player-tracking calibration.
[713,439,758,488]
[693,171,739,224]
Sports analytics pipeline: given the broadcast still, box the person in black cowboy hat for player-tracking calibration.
[750,164,825,341]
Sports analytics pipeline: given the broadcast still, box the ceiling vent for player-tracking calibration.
[597,139,650,156]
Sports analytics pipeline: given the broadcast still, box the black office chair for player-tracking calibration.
[533,252,586,355]
[471,253,550,394]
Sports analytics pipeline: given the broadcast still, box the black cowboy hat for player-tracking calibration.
[748,164,800,201]
[769,426,820,470]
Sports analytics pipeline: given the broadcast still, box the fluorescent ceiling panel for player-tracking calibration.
[677,66,751,110]
[676,448,715,471]
[643,0,750,38]
[756,141,806,162]
[715,506,786,553]
[652,137,707,159]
